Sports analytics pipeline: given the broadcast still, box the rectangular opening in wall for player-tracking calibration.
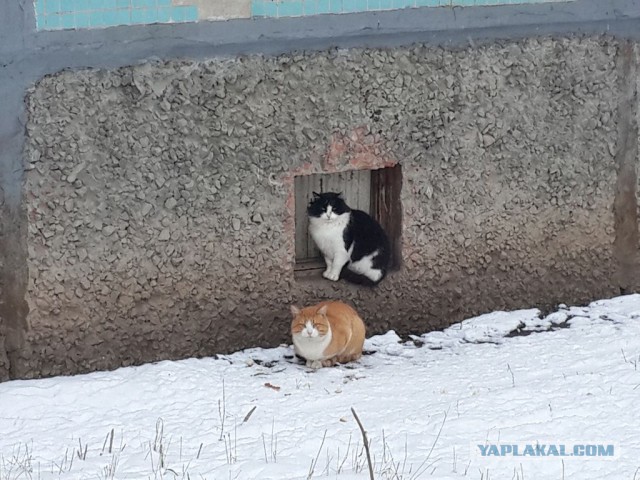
[294,165,402,274]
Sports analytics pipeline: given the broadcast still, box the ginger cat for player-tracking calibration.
[290,301,366,369]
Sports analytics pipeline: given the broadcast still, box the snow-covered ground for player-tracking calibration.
[1,295,640,480]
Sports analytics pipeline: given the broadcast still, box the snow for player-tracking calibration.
[1,295,640,479]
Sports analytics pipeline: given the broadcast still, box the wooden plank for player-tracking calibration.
[294,258,326,271]
[294,175,308,260]
[320,169,371,213]
[355,170,371,212]
[307,174,322,259]
[371,165,403,270]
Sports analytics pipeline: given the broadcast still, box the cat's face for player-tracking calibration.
[290,305,330,339]
[307,192,350,222]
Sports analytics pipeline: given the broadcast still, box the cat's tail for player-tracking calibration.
[339,267,386,287]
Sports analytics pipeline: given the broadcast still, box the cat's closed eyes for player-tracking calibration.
[307,191,390,285]
[290,300,366,369]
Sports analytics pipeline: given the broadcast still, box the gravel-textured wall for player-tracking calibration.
[636,43,640,281]
[18,36,633,378]
[0,320,8,381]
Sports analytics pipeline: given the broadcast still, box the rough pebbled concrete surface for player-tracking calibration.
[636,43,640,287]
[18,36,626,378]
[635,43,640,290]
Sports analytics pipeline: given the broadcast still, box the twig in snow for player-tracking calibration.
[101,429,115,456]
[196,443,203,460]
[270,418,277,463]
[452,446,457,473]
[261,421,278,464]
[153,418,164,453]
[242,406,257,423]
[463,459,471,475]
[350,408,374,480]
[401,436,409,478]
[99,452,119,480]
[336,433,352,474]
[223,432,236,465]
[218,379,227,441]
[108,429,114,455]
[507,364,515,387]
[262,434,269,464]
[306,430,327,479]
[410,410,448,480]
[76,438,88,460]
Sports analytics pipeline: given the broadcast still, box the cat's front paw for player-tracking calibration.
[322,270,340,281]
[306,359,323,369]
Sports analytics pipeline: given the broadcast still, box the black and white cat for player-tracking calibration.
[307,192,390,286]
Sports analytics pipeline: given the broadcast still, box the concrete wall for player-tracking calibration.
[2,0,640,380]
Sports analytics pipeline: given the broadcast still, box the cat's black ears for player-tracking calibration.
[311,191,343,198]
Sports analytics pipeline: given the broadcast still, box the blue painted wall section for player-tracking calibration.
[251,0,573,18]
[34,0,574,30]
[35,0,198,30]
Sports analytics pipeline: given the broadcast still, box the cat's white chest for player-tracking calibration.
[309,213,350,256]
[292,329,333,361]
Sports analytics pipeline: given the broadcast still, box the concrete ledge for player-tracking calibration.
[2,1,640,62]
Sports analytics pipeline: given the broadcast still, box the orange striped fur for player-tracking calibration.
[290,301,366,369]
